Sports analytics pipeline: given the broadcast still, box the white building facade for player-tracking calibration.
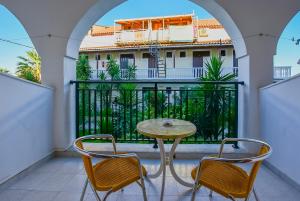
[80,14,239,79]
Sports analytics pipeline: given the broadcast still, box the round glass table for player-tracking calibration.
[137,118,196,201]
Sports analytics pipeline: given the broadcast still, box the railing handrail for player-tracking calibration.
[70,79,245,85]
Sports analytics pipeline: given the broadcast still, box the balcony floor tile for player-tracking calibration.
[0,157,299,201]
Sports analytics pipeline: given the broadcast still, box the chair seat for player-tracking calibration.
[93,157,147,192]
[191,160,249,198]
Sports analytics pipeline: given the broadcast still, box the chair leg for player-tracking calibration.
[140,179,148,201]
[229,195,236,201]
[253,187,260,201]
[80,178,88,201]
[89,181,102,201]
[103,191,113,201]
[191,184,201,201]
[209,190,213,197]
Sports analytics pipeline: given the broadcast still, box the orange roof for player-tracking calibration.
[115,14,193,24]
[90,25,121,36]
[80,39,232,52]
[197,19,223,29]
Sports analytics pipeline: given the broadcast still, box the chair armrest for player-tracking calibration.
[218,138,270,158]
[75,134,117,154]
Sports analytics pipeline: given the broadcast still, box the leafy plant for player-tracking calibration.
[107,58,120,81]
[197,54,236,141]
[76,54,91,80]
[16,50,41,83]
[126,64,137,80]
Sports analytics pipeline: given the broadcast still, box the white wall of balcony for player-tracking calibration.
[197,28,230,42]
[0,73,54,183]
[260,74,300,185]
[81,34,115,49]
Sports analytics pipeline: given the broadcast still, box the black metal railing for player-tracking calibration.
[70,80,244,144]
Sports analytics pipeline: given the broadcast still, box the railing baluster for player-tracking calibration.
[221,89,225,139]
[161,90,164,118]
[147,90,150,119]
[106,90,109,133]
[88,90,91,134]
[94,90,97,134]
[185,90,189,120]
[228,90,232,137]
[173,91,176,119]
[180,90,183,119]
[129,90,133,141]
[100,90,103,133]
[82,89,85,136]
[167,89,170,118]
[135,90,139,142]
[75,83,79,138]
[123,89,127,141]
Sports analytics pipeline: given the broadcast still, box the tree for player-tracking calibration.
[76,54,91,80]
[196,55,236,141]
[16,50,41,83]
[0,67,10,73]
[106,58,120,80]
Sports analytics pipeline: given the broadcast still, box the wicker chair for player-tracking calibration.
[191,138,272,201]
[73,134,148,201]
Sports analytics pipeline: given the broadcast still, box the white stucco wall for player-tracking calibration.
[260,75,300,185]
[0,73,54,184]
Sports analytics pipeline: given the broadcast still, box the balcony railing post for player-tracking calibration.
[75,82,79,138]
[153,82,158,149]
[233,83,239,149]
[154,82,158,118]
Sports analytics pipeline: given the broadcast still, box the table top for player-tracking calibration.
[136,118,196,140]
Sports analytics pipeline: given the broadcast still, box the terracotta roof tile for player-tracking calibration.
[197,19,223,29]
[80,39,232,52]
[90,25,121,36]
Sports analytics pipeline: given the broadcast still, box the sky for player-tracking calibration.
[0,0,299,75]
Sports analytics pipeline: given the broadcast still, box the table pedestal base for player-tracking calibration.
[147,138,194,201]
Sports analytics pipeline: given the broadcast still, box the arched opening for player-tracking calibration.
[67,0,247,144]
[0,5,41,83]
[274,11,300,80]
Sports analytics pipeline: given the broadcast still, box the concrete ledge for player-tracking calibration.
[56,143,251,159]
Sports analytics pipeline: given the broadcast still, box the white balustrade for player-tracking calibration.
[90,67,241,80]
[274,66,291,79]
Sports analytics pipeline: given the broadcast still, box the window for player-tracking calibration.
[95,54,101,60]
[220,50,226,56]
[106,54,111,60]
[180,51,186,58]
[166,52,172,58]
[142,53,150,58]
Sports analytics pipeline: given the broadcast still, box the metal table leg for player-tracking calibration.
[147,139,165,178]
[169,138,194,187]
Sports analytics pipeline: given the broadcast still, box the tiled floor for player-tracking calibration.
[0,157,299,201]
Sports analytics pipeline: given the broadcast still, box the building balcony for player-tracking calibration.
[90,66,291,80]
[90,67,239,80]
